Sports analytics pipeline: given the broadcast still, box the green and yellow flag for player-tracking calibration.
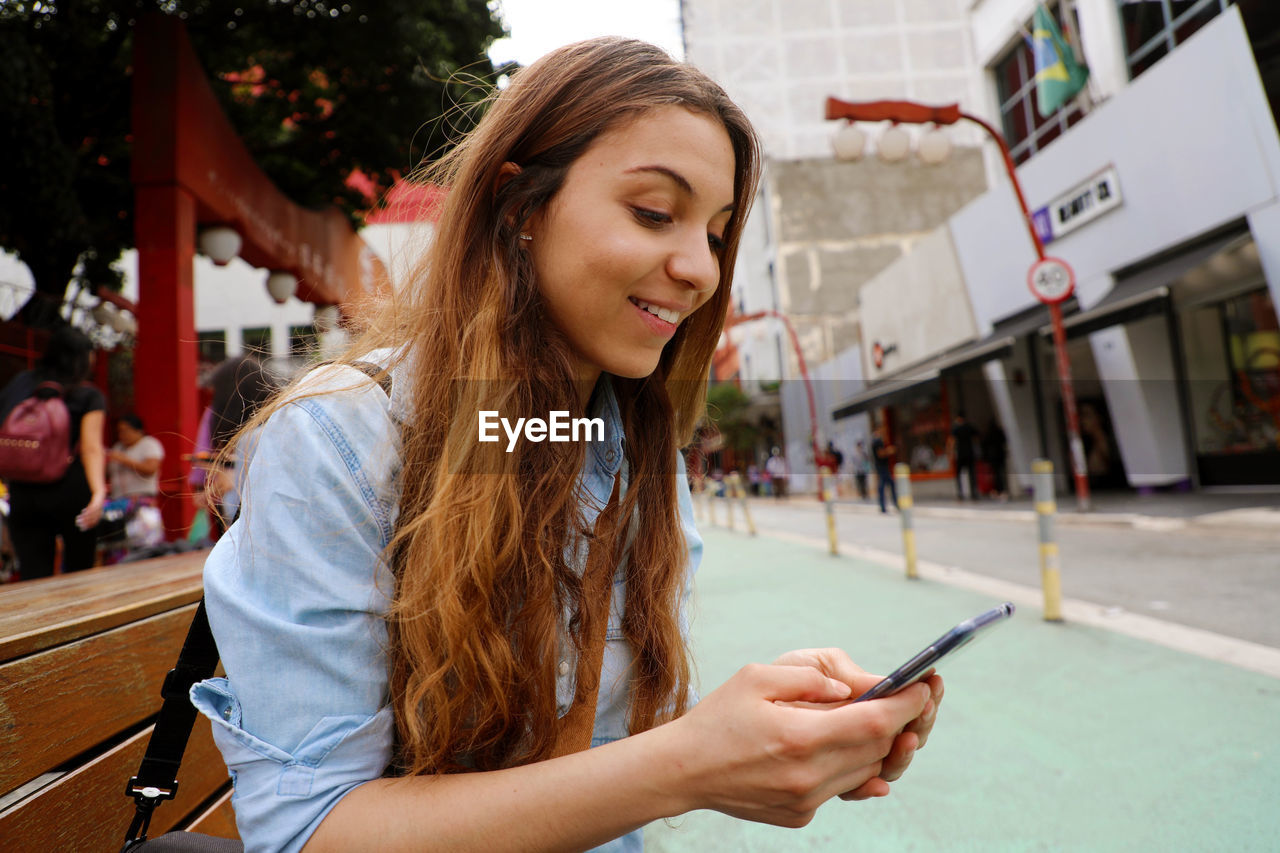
[1033,4,1089,118]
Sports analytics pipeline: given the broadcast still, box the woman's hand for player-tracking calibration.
[76,490,106,531]
[665,659,932,828]
[772,648,944,799]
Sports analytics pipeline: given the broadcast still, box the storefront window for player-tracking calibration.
[1182,287,1279,472]
[897,388,952,476]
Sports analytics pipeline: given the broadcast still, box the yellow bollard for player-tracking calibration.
[894,463,918,579]
[728,472,757,535]
[1033,459,1064,621]
[724,476,736,531]
[820,466,838,555]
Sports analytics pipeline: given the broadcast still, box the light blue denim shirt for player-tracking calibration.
[191,360,702,853]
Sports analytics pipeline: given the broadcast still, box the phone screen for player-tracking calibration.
[852,602,1015,702]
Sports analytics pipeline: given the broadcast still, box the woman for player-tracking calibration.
[1,326,106,577]
[194,38,942,853]
[203,354,278,523]
[107,413,165,499]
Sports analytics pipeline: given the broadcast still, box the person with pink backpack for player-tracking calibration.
[0,326,107,577]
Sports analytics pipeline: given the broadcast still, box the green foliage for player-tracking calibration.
[705,381,761,455]
[0,0,506,327]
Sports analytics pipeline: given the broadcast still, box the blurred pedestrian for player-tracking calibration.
[982,419,1009,500]
[872,425,898,513]
[0,326,106,577]
[948,411,979,501]
[853,439,870,500]
[765,446,789,498]
[108,414,164,499]
[206,354,279,523]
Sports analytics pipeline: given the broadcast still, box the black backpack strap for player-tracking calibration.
[123,599,221,848]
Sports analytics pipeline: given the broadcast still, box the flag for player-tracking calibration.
[1032,4,1089,118]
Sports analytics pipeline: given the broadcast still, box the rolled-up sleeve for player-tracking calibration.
[192,373,401,853]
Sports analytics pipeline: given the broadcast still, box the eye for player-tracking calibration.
[631,206,672,227]
[708,233,727,254]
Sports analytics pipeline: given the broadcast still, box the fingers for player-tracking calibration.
[773,648,869,690]
[750,663,853,704]
[877,730,920,783]
[839,777,889,801]
[818,681,930,746]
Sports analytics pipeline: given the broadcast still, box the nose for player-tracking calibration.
[667,228,720,295]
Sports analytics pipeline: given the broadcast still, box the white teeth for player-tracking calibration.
[635,299,679,324]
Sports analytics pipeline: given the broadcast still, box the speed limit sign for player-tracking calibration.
[1028,257,1075,304]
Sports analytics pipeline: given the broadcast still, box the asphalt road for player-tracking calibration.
[713,498,1280,649]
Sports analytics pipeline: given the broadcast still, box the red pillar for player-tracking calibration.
[134,184,198,536]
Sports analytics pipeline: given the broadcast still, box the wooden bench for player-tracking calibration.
[0,551,239,852]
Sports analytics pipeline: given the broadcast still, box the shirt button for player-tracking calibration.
[223,706,233,720]
[558,660,570,677]
[604,449,617,466]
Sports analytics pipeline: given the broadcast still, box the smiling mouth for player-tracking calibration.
[630,297,680,325]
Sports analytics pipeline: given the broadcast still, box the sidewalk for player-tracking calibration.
[825,488,1280,537]
[645,526,1280,852]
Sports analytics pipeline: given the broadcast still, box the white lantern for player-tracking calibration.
[876,125,911,163]
[831,122,867,161]
[266,271,298,304]
[115,311,138,336]
[314,304,341,333]
[917,128,952,165]
[198,226,243,266]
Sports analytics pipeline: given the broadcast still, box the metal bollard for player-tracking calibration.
[729,472,757,535]
[1033,459,1064,621]
[820,466,838,555]
[724,476,736,531]
[894,463,918,579]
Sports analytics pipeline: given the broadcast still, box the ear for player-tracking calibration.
[494,161,522,195]
[494,162,530,237]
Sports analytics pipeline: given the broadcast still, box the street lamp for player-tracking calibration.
[825,96,1092,511]
[197,226,242,266]
[723,308,827,499]
[266,271,298,304]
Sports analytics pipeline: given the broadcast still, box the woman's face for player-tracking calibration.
[527,105,736,389]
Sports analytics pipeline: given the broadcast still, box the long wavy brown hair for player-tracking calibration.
[293,38,758,776]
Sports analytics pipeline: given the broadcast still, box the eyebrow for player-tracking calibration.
[625,165,735,212]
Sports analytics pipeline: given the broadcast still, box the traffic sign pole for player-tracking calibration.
[1049,301,1092,511]
[1028,257,1091,512]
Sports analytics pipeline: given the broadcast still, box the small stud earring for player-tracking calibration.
[518,233,532,241]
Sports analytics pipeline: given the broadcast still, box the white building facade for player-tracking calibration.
[843,1,1280,495]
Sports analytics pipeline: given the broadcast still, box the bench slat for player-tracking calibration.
[185,788,240,839]
[0,604,199,796]
[0,715,230,853]
[0,551,206,661]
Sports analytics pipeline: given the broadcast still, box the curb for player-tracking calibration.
[749,496,1280,538]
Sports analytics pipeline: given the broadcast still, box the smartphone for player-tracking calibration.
[853,602,1015,702]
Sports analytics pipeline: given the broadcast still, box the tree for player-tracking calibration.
[0,0,506,328]
[705,382,761,455]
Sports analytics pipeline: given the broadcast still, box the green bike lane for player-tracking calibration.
[644,527,1280,853]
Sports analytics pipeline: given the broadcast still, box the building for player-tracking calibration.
[683,0,992,489]
[838,1,1280,496]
